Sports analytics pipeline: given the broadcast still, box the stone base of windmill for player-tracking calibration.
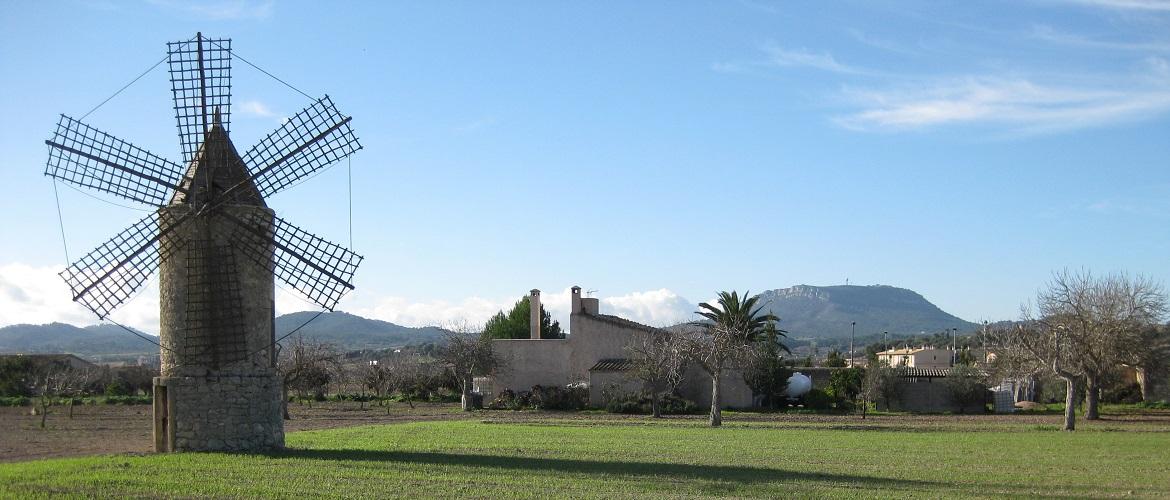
[152,368,284,452]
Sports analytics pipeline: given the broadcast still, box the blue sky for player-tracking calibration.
[1,1,1168,336]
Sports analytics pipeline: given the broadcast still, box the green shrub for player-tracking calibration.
[602,392,698,415]
[0,396,31,407]
[800,389,834,411]
[529,385,587,411]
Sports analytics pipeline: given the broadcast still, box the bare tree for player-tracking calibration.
[435,322,500,411]
[29,362,94,428]
[1130,324,1170,402]
[362,363,392,398]
[986,318,1083,430]
[1038,270,1166,420]
[277,338,342,419]
[987,271,1167,430]
[625,330,687,418]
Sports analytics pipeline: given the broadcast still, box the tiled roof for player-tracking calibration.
[893,367,989,378]
[587,313,662,334]
[590,358,636,371]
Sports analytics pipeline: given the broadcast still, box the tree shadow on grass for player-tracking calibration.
[264,448,943,490]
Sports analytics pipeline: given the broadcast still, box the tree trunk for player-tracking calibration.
[651,392,662,419]
[1061,375,1077,431]
[68,398,74,419]
[282,385,291,420]
[709,370,722,427]
[1136,368,1150,403]
[39,398,48,429]
[461,388,473,411]
[1084,374,1100,420]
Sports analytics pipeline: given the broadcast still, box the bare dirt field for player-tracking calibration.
[3,402,1168,463]
[0,401,467,462]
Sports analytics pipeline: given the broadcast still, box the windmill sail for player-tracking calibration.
[242,96,361,197]
[59,212,187,318]
[44,115,186,206]
[220,209,362,311]
[167,33,232,165]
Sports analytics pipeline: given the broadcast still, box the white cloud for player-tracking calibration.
[341,287,699,331]
[1,263,699,336]
[600,289,697,327]
[0,263,159,334]
[148,0,274,20]
[238,100,279,119]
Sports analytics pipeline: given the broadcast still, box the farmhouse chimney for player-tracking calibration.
[530,289,541,339]
[571,286,582,314]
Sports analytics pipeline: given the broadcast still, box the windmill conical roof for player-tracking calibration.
[170,114,265,208]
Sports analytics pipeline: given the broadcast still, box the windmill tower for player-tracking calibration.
[43,33,363,452]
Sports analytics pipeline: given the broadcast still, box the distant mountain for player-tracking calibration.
[0,312,446,357]
[274,311,446,349]
[0,323,158,356]
[755,285,977,339]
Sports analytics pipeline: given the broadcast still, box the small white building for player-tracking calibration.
[877,346,953,369]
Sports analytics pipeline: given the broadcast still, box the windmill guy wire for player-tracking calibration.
[80,55,169,121]
[212,40,315,101]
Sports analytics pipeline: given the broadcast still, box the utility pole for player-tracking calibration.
[850,321,856,368]
[952,327,957,366]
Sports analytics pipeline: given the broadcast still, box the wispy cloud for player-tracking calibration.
[238,99,279,119]
[834,65,1170,133]
[1057,0,1170,11]
[148,0,274,21]
[454,117,498,133]
[714,43,880,77]
[1030,24,1170,52]
[761,44,866,75]
[845,29,919,56]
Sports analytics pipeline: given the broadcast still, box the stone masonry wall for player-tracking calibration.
[156,367,284,452]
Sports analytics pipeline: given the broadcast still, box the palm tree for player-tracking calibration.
[692,290,777,427]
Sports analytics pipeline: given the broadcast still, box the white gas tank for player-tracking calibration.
[784,372,813,399]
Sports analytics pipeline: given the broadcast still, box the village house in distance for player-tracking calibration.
[477,286,754,408]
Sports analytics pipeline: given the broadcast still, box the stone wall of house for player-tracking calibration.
[488,339,572,397]
[877,378,960,413]
[588,370,642,406]
[153,367,283,452]
[677,365,754,409]
[568,313,653,382]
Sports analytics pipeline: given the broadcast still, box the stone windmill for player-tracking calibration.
[43,33,363,452]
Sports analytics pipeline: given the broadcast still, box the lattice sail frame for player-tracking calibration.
[244,96,361,197]
[45,115,186,206]
[220,209,362,311]
[44,32,364,321]
[168,34,232,165]
[59,212,187,318]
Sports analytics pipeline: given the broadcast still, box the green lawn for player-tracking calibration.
[2,419,1168,498]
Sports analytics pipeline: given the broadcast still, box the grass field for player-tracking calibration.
[2,413,1169,498]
